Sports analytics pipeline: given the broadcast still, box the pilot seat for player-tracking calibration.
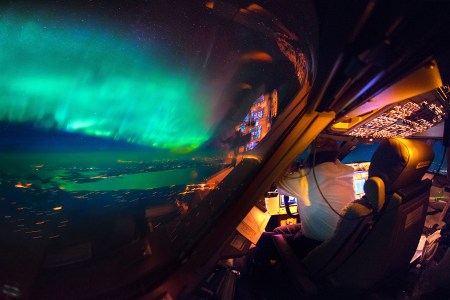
[272,138,435,298]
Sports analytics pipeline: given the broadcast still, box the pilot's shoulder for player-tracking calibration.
[333,161,355,174]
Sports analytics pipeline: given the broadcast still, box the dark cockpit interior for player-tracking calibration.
[1,0,450,299]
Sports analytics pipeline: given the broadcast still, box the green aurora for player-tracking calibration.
[0,10,213,151]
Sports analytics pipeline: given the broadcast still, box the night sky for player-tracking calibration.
[0,1,226,152]
[0,0,306,155]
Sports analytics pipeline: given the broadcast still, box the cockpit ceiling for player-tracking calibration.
[330,85,449,139]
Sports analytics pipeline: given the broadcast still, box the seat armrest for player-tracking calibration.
[272,234,318,297]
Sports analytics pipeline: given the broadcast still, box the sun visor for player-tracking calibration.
[344,60,442,120]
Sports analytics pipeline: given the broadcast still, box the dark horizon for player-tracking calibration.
[0,122,165,152]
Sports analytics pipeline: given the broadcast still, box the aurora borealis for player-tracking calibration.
[0,9,213,151]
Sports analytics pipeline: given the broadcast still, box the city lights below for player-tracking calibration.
[15,182,32,189]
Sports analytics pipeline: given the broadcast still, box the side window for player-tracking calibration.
[430,142,447,175]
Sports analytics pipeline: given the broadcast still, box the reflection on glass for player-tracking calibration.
[234,90,278,153]
[430,142,448,176]
[0,0,310,297]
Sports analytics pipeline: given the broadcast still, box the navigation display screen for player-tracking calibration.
[353,171,368,199]
[279,194,297,207]
[354,178,366,196]
[345,162,370,199]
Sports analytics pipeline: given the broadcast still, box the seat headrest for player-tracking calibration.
[368,138,434,193]
[363,177,385,213]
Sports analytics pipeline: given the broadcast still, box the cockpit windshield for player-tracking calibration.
[342,141,448,177]
[0,0,313,298]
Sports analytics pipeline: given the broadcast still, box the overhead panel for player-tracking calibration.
[332,86,449,139]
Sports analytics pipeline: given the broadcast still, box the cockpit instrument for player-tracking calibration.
[347,87,448,138]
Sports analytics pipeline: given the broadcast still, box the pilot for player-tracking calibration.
[256,136,355,260]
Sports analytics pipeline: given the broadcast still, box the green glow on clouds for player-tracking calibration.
[0,11,213,151]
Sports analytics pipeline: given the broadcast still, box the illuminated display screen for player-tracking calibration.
[252,109,264,121]
[279,194,298,207]
[245,141,258,151]
[250,126,262,140]
[353,170,368,199]
[354,178,366,196]
[345,163,370,199]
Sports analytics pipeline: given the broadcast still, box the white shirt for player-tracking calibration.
[277,161,355,241]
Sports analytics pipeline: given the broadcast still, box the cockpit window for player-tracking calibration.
[342,141,448,177]
[341,142,380,164]
[0,0,312,297]
[430,142,447,176]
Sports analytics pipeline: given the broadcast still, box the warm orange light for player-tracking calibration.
[35,165,44,169]
[240,51,273,63]
[53,206,63,211]
[205,1,214,9]
[15,182,32,188]
[246,4,267,14]
[239,83,252,90]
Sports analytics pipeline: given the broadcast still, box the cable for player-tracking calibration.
[281,146,313,179]
[281,166,312,179]
[310,138,373,220]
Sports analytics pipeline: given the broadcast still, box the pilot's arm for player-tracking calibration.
[276,167,304,201]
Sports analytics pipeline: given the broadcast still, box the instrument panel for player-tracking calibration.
[346,162,370,199]
[332,86,449,139]
[348,96,445,139]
